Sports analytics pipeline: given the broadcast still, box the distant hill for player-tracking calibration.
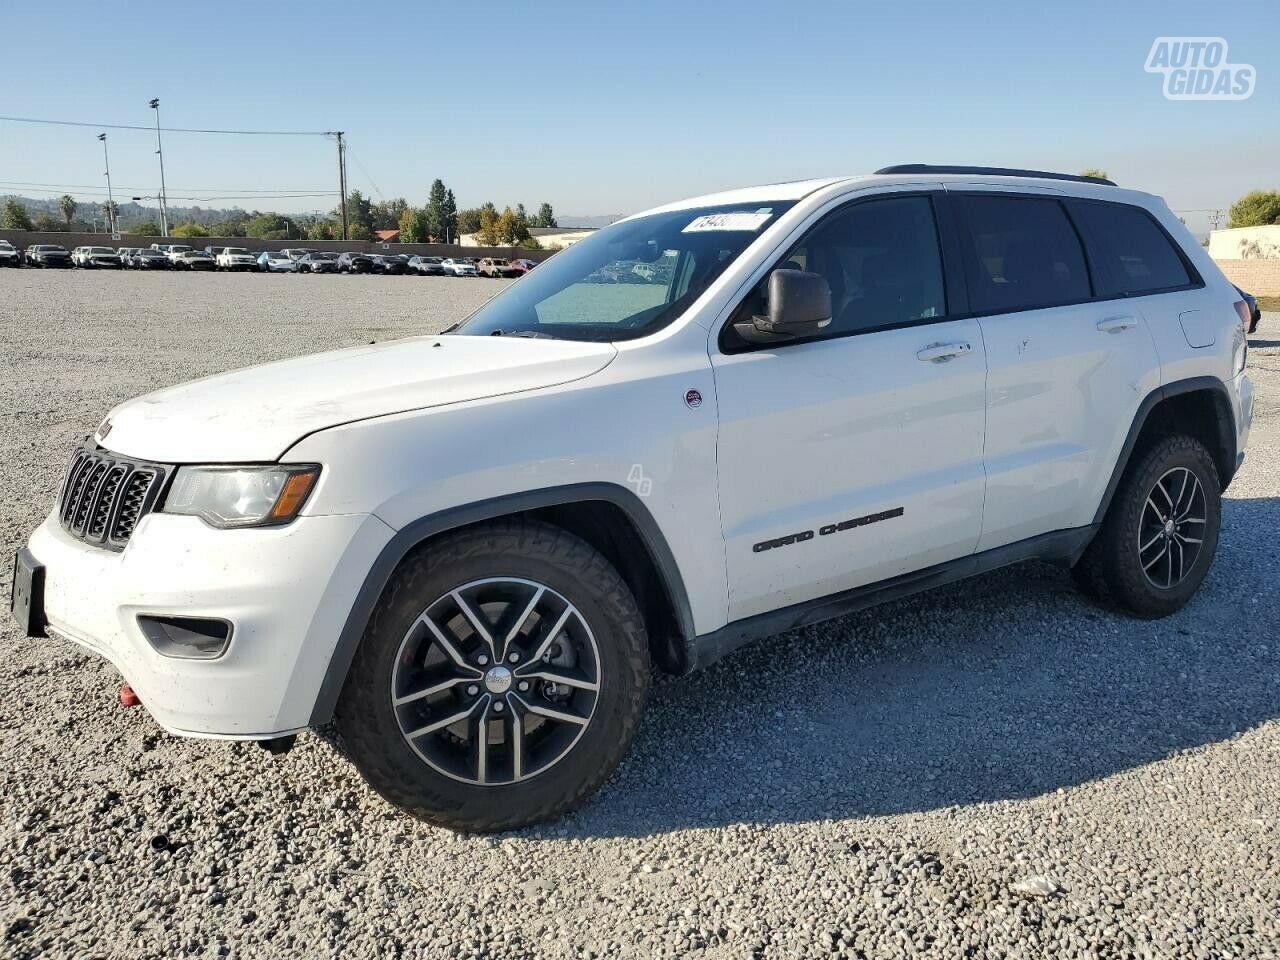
[4,193,625,234]
[2,194,256,231]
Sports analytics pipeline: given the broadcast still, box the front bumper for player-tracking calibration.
[23,509,394,739]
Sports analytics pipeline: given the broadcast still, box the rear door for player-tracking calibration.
[712,191,988,621]
[949,189,1163,550]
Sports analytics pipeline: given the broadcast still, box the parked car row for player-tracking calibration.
[2,241,542,279]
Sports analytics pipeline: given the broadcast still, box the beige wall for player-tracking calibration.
[1208,226,1280,261]
[457,229,595,249]
[1215,259,1280,296]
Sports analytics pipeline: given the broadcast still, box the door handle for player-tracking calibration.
[916,341,972,363]
[1097,316,1138,334]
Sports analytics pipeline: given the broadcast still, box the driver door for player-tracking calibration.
[711,192,988,621]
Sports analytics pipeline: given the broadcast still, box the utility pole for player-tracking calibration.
[334,131,349,241]
[149,99,170,237]
[1208,209,1224,231]
[98,133,117,236]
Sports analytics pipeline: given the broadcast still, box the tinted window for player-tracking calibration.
[457,201,794,342]
[1072,201,1192,296]
[958,195,1090,313]
[775,195,947,337]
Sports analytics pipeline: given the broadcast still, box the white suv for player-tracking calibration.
[12,166,1254,831]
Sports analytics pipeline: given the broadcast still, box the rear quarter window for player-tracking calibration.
[1070,201,1194,297]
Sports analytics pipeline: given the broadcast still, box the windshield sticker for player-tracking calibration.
[682,212,772,233]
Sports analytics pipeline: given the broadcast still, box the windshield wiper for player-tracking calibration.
[489,329,558,339]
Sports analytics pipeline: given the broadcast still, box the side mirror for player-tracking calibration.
[734,269,832,344]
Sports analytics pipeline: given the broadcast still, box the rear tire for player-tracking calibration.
[335,519,650,831]
[1073,434,1221,618]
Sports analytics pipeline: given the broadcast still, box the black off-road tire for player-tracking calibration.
[1072,434,1221,619]
[335,519,649,832]
[1070,533,1114,606]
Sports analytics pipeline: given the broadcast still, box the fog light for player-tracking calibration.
[138,615,232,659]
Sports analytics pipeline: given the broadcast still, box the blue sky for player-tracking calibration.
[1,0,1275,233]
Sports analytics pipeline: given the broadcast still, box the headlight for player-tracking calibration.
[163,464,320,528]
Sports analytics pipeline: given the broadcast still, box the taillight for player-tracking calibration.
[1234,300,1251,336]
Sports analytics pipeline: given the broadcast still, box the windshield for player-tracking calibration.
[225,247,248,255]
[89,247,114,254]
[455,201,794,342]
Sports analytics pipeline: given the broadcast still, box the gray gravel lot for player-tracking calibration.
[1,271,1278,959]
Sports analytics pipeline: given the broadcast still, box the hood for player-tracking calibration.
[102,335,617,463]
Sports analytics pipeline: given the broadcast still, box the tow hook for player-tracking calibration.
[118,684,141,707]
[257,735,297,756]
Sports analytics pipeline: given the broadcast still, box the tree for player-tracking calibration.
[1228,190,1280,228]
[101,201,119,233]
[209,218,247,237]
[339,189,375,240]
[171,222,210,238]
[58,194,78,228]
[307,220,339,241]
[476,205,501,246]
[399,206,429,244]
[496,206,531,245]
[372,198,408,231]
[2,198,33,230]
[134,221,162,236]
[534,203,557,228]
[456,207,482,235]
[1080,168,1110,181]
[245,213,298,240]
[425,180,449,241]
[33,212,61,232]
[442,189,458,243]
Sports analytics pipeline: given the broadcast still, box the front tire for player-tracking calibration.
[335,520,650,832]
[1073,435,1221,618]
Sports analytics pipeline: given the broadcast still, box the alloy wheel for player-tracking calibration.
[1137,466,1207,589]
[390,577,601,786]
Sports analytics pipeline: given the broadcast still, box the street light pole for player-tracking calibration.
[98,133,117,236]
[149,99,170,237]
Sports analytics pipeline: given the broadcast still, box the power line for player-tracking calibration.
[0,179,337,194]
[3,187,338,202]
[0,114,332,136]
[344,143,385,200]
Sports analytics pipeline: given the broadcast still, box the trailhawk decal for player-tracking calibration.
[752,507,904,554]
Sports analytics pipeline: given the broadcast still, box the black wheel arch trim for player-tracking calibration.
[309,482,695,726]
[1091,375,1238,527]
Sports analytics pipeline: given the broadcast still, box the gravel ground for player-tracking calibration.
[1,271,1278,959]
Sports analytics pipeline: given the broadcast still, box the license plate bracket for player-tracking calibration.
[10,547,46,637]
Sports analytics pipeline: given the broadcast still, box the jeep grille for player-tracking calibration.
[58,443,170,550]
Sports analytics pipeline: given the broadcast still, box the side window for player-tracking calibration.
[774,196,948,339]
[1071,201,1193,297]
[957,195,1091,313]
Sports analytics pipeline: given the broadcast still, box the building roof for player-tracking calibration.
[375,229,400,241]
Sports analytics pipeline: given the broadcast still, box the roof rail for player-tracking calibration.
[874,164,1115,186]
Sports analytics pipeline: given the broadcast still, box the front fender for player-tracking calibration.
[304,482,694,725]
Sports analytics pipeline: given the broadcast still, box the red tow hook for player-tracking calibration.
[118,684,141,707]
